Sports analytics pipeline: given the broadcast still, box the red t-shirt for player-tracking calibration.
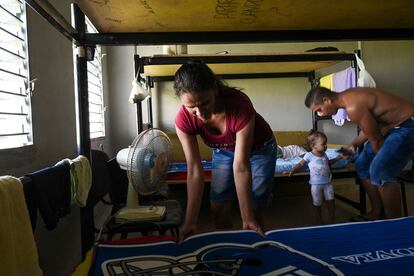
[175,90,273,152]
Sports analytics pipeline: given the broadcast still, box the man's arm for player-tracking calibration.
[350,130,367,150]
[350,107,384,153]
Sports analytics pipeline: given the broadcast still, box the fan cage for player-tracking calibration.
[127,129,172,195]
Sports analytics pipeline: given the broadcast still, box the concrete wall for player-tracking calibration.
[0,1,111,275]
[106,46,137,157]
[0,2,76,177]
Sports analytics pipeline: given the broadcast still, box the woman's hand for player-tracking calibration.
[242,219,265,237]
[178,222,197,243]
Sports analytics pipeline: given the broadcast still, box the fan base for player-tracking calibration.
[115,206,166,223]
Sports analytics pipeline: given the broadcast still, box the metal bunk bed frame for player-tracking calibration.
[22,0,414,256]
[135,52,365,216]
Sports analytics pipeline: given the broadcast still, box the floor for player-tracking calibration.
[96,178,414,239]
[180,178,414,233]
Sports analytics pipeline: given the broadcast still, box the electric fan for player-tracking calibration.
[115,128,172,222]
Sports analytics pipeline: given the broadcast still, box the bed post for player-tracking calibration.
[309,70,317,130]
[134,55,144,133]
[72,3,94,258]
[353,49,367,214]
[147,76,154,129]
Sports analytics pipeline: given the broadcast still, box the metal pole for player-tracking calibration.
[134,55,144,133]
[83,29,414,46]
[309,71,317,130]
[147,98,153,129]
[353,49,366,214]
[72,3,93,258]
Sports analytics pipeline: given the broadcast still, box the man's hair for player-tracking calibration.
[305,129,327,151]
[304,86,335,108]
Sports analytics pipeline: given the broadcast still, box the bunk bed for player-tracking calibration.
[21,0,414,264]
[135,52,364,213]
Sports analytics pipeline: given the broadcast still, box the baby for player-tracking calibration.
[284,130,344,225]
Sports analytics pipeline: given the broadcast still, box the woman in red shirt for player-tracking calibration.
[174,61,276,240]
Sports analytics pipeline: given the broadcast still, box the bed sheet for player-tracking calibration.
[168,149,350,176]
[87,217,414,275]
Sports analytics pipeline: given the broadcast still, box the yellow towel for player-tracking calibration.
[71,248,93,276]
[0,176,42,276]
[320,73,334,90]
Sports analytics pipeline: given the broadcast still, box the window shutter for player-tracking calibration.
[0,0,32,149]
[86,18,105,139]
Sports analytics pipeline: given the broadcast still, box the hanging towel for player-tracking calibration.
[332,67,356,126]
[26,163,71,230]
[355,54,376,88]
[0,176,42,276]
[71,155,92,206]
[319,73,334,90]
[57,156,92,206]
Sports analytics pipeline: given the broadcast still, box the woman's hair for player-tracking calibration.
[173,60,234,97]
[305,129,327,151]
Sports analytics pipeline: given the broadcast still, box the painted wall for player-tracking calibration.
[105,46,137,157]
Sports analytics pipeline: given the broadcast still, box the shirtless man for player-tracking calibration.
[304,87,414,220]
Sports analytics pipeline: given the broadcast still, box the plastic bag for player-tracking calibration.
[355,54,376,88]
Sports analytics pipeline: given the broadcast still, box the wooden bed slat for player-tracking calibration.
[75,0,414,33]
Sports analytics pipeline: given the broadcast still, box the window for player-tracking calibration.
[0,0,32,149]
[86,18,105,139]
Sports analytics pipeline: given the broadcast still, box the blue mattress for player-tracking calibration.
[89,217,414,276]
[168,148,350,174]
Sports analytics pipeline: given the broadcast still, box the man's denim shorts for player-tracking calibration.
[210,136,277,208]
[355,117,414,185]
